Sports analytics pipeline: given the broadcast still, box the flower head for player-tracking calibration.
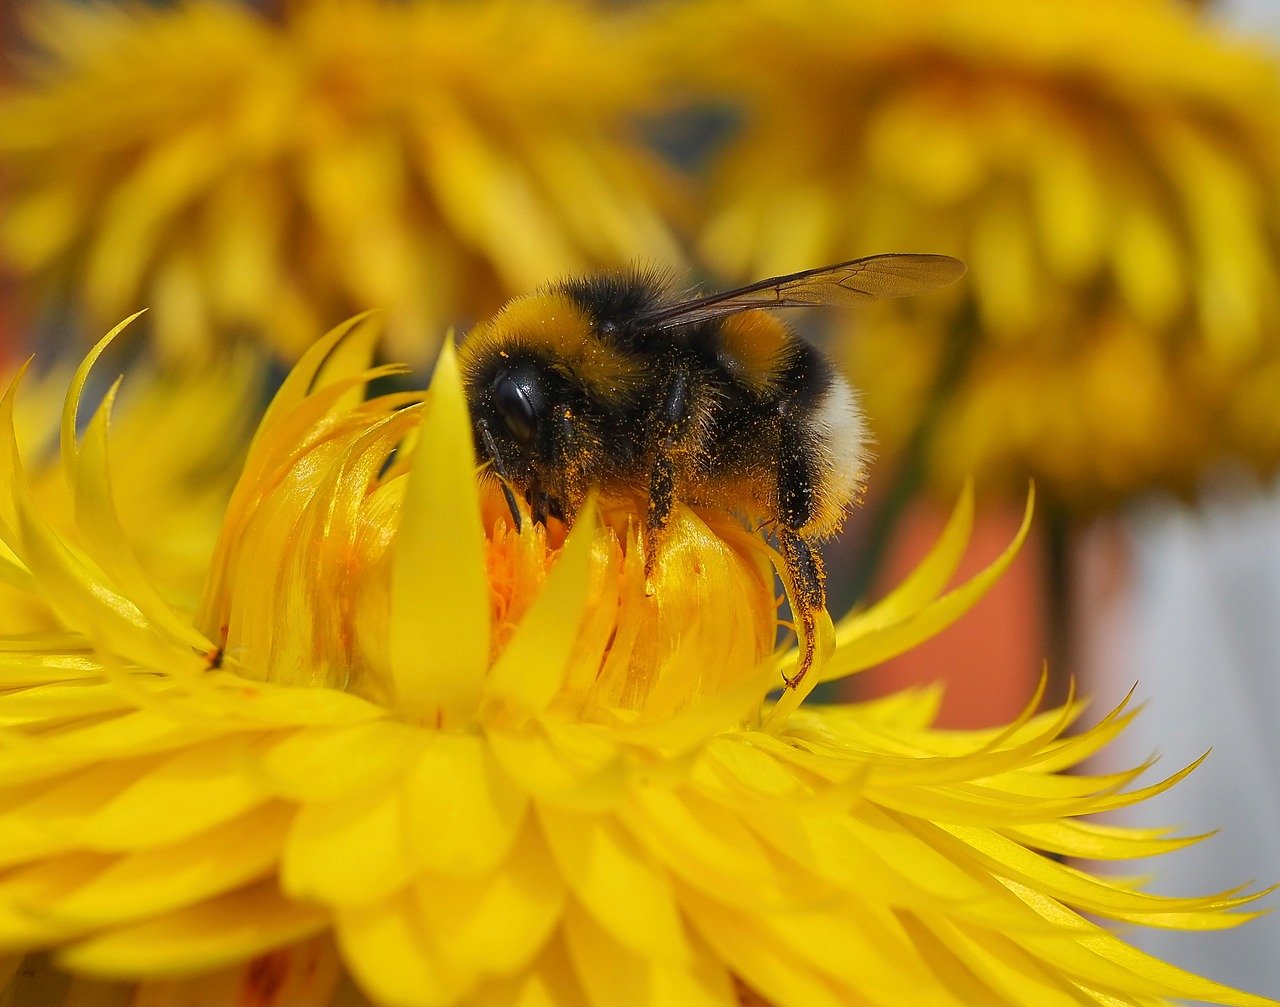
[0,321,1273,1006]
[671,0,1280,509]
[0,0,682,363]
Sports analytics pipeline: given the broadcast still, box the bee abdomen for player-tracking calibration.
[777,369,868,538]
[806,375,869,535]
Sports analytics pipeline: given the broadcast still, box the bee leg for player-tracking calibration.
[499,484,523,533]
[644,368,693,579]
[476,418,523,533]
[776,420,826,689]
[777,528,826,690]
[644,452,676,581]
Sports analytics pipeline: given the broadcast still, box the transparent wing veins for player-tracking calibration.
[638,253,965,330]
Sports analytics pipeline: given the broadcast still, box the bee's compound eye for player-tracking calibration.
[493,373,538,445]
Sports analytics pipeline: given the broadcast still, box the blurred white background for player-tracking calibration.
[1083,472,1280,1000]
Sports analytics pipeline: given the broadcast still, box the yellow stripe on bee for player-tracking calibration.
[717,312,794,394]
[459,291,643,401]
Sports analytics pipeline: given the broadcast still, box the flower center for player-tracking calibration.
[202,401,778,722]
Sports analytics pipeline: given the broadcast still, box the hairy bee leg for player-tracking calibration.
[644,367,693,579]
[777,529,826,690]
[644,451,676,580]
[775,417,827,689]
[477,418,523,533]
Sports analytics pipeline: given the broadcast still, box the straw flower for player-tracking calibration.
[0,319,1272,1006]
[673,0,1280,509]
[0,0,681,364]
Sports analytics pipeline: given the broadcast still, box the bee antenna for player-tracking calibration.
[477,418,523,533]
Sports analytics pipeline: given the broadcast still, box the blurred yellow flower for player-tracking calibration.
[0,336,257,636]
[0,322,1273,1006]
[674,0,1280,509]
[0,0,681,365]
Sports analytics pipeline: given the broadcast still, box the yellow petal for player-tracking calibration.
[0,360,35,554]
[929,916,1104,1007]
[59,312,143,486]
[484,503,597,723]
[841,478,975,635]
[66,736,272,851]
[13,494,192,676]
[0,851,110,945]
[0,647,123,691]
[621,787,826,910]
[248,312,380,461]
[81,125,228,321]
[1002,819,1208,862]
[940,823,1262,921]
[414,820,566,976]
[677,886,854,1007]
[42,802,293,927]
[206,676,383,728]
[6,364,184,673]
[336,889,471,1007]
[0,709,199,790]
[539,806,689,963]
[72,377,211,654]
[558,902,649,1007]
[57,880,328,978]
[560,903,736,1007]
[0,679,142,729]
[486,724,627,814]
[1008,882,1275,1005]
[467,933,590,1007]
[255,721,421,804]
[746,900,945,1005]
[400,733,527,878]
[282,774,416,909]
[390,338,489,725]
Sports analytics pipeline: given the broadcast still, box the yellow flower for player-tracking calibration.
[0,320,1272,1007]
[0,0,681,365]
[671,0,1280,509]
[0,335,257,636]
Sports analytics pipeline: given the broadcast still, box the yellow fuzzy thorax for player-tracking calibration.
[460,290,647,402]
[0,318,1273,1007]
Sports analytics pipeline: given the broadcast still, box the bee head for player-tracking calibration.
[463,346,603,520]
[460,286,642,521]
[484,359,557,457]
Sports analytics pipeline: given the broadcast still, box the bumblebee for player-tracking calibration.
[460,254,965,689]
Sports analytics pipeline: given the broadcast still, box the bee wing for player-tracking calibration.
[638,253,965,330]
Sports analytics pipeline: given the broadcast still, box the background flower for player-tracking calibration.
[671,0,1280,510]
[0,0,682,364]
[0,341,257,636]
